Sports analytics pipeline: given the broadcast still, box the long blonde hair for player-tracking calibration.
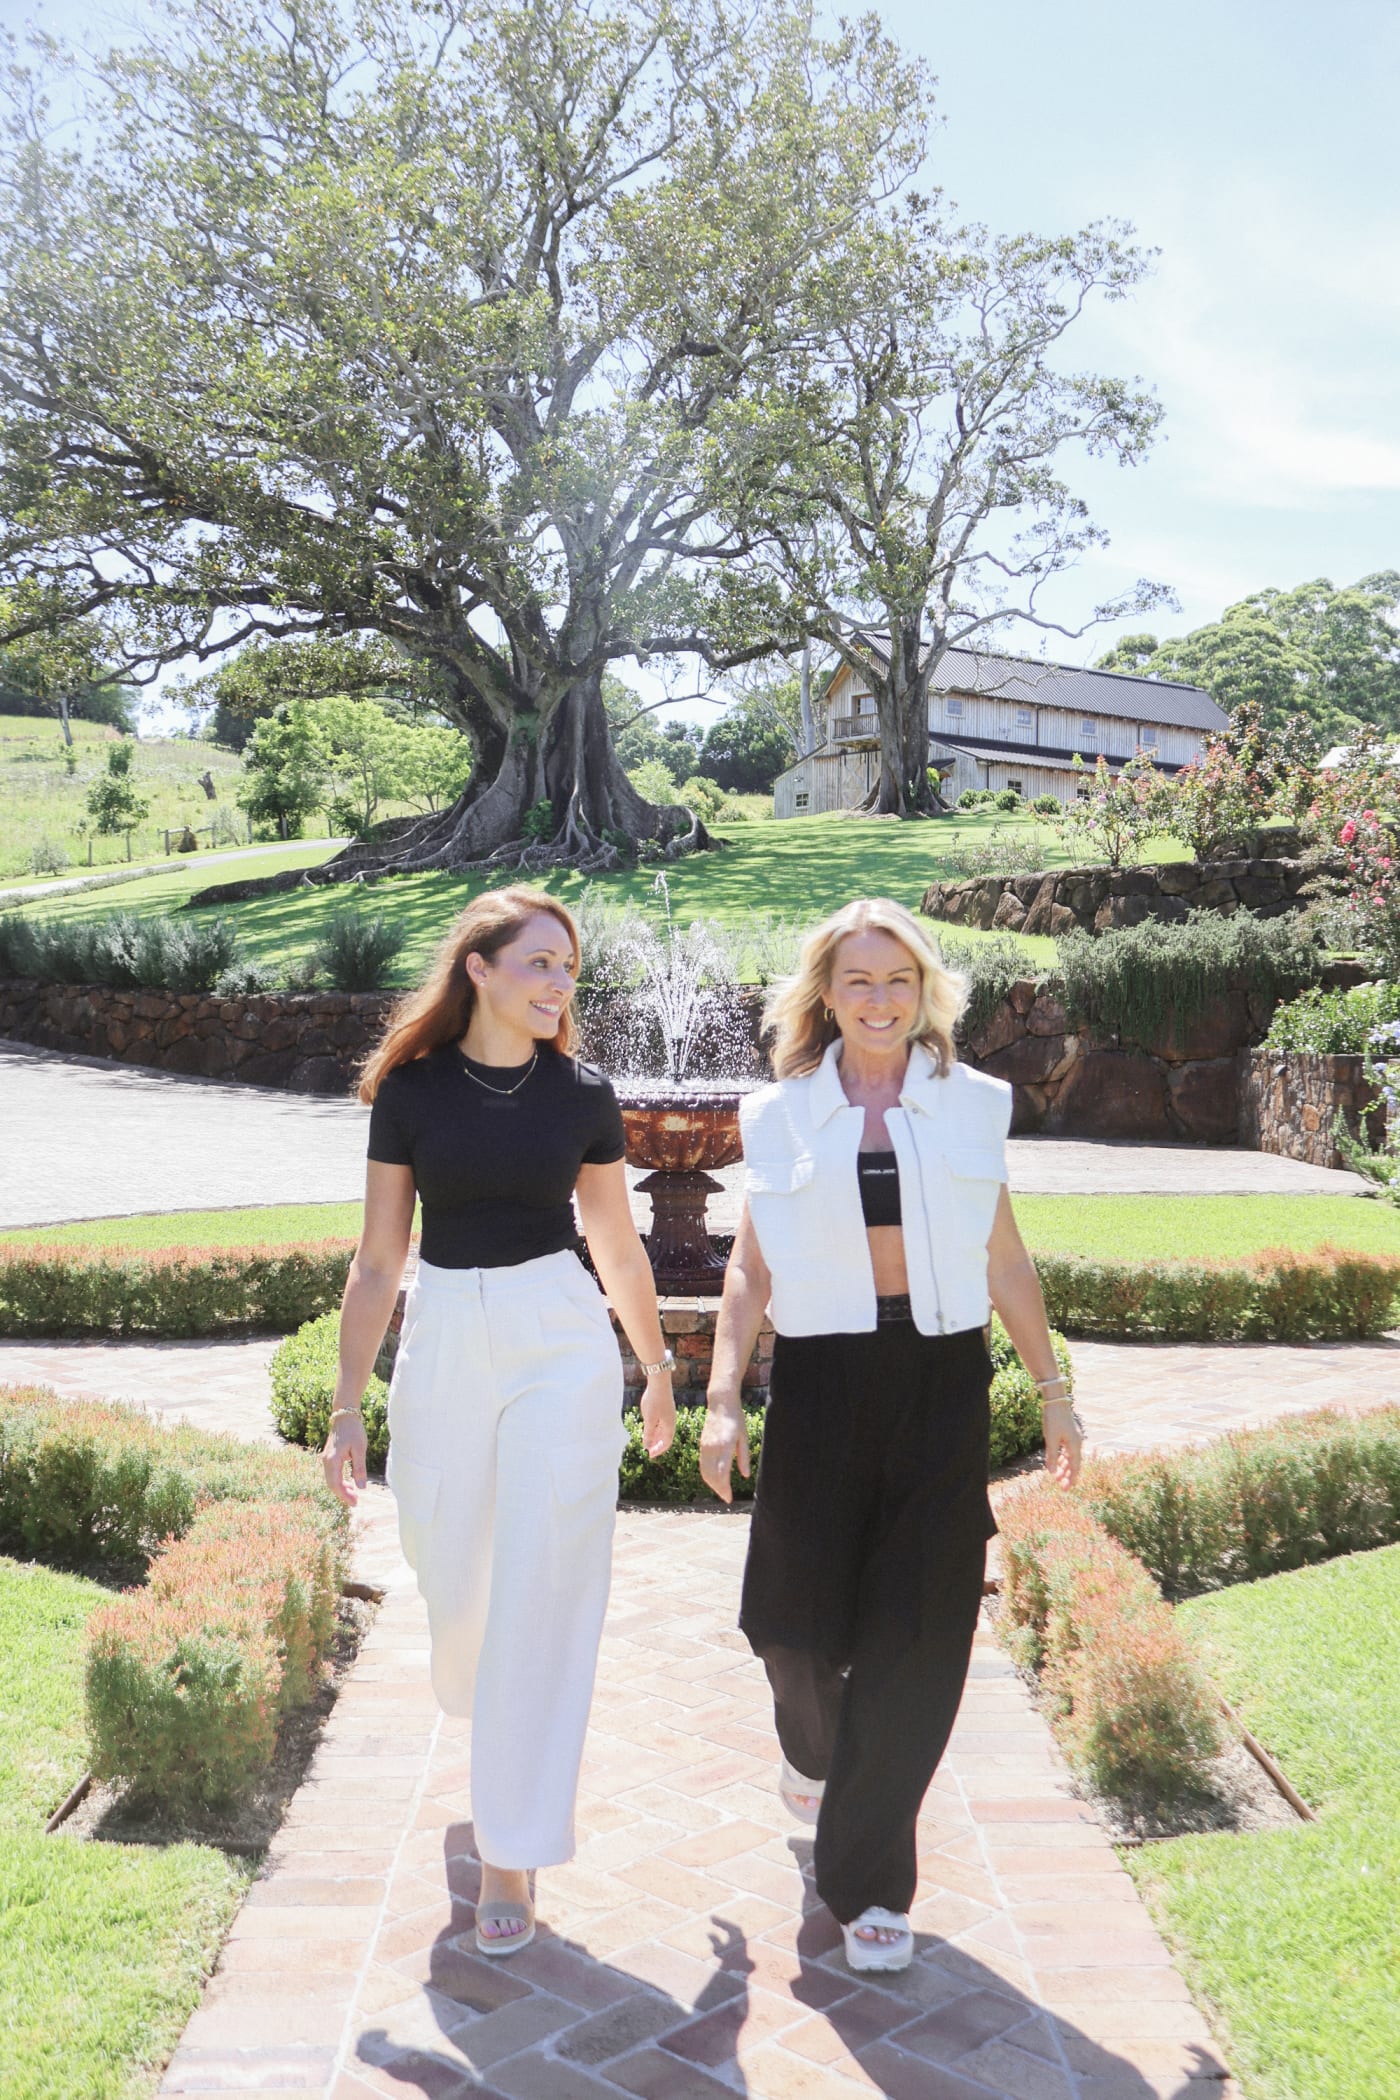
[764,898,966,1080]
[358,886,581,1102]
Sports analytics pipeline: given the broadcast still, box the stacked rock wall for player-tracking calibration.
[0,980,395,1092]
[0,974,1280,1146]
[1238,1049,1384,1170]
[961,977,1269,1142]
[922,856,1322,938]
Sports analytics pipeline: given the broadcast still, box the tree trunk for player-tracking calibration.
[58,693,73,748]
[866,625,939,817]
[325,669,710,879]
[798,642,817,756]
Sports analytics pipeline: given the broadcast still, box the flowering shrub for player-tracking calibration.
[0,1242,354,1337]
[1052,751,1165,867]
[1082,1406,1400,1600]
[999,1483,1222,1804]
[1035,1244,1400,1341]
[1262,980,1400,1055]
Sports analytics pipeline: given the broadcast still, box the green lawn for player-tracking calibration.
[1130,1546,1400,2100]
[1014,1193,1400,1263]
[0,1558,250,2100]
[0,1201,369,1252]
[6,1192,1393,1267]
[0,838,341,911]
[8,809,1093,981]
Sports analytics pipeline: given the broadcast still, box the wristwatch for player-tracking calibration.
[638,1347,676,1378]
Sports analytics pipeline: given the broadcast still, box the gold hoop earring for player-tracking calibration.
[823,1006,835,1022]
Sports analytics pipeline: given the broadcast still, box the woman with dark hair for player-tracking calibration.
[700,897,1081,1974]
[323,886,676,1958]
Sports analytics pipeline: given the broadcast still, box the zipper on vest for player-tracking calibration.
[903,1116,948,1332]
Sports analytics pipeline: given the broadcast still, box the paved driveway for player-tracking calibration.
[0,1041,1366,1231]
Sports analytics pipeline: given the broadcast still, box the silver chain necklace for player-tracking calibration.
[458,1048,538,1097]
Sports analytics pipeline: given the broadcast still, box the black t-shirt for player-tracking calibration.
[366,1044,627,1269]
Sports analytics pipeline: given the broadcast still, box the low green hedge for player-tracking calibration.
[270,1310,390,1470]
[1081,1406,1400,1601]
[87,1500,343,1810]
[999,1481,1223,1807]
[0,1385,348,1811]
[268,1310,1068,1493]
[1036,1244,1400,1341]
[7,1237,1395,1345]
[0,1242,354,1337]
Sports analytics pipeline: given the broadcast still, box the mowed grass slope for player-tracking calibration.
[0,1558,249,2100]
[9,809,1118,980]
[1131,1547,1400,2100]
[0,713,253,879]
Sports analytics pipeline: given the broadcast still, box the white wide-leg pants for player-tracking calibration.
[386,1249,626,1869]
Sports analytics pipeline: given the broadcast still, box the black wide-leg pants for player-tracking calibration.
[739,1323,996,1925]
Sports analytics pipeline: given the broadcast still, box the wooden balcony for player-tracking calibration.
[832,714,880,742]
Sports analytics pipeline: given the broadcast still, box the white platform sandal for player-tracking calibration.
[778,1756,825,1824]
[842,1906,914,1973]
[474,1898,535,1957]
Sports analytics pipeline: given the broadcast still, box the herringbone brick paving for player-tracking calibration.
[160,1496,1240,2100]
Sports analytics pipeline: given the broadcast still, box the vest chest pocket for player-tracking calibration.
[745,1155,816,1197]
[940,1146,1006,1240]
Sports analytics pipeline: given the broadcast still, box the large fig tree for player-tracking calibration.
[0,0,927,870]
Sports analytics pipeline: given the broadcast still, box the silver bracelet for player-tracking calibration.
[638,1347,676,1379]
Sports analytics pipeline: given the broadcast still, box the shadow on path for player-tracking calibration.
[353,1823,1227,2098]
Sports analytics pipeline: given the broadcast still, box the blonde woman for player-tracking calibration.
[323,887,676,1958]
[700,898,1080,1973]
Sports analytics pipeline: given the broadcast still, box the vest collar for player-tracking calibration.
[808,1037,946,1127]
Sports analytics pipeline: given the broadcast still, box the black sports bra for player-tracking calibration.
[857,1149,902,1228]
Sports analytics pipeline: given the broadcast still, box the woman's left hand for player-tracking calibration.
[1042,1399,1083,1488]
[641,1371,676,1459]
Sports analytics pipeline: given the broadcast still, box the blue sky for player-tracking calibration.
[16,0,1400,726]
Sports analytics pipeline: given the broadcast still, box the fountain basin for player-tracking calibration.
[615,1083,752,1293]
[615,1083,747,1174]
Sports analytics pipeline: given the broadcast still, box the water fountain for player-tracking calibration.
[590,877,762,1293]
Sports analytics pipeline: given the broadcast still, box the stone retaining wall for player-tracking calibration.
[0,979,397,1092]
[921,856,1321,937]
[1238,1049,1384,1169]
[0,972,1272,1142]
[961,977,1271,1142]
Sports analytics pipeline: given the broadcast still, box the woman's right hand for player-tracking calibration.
[699,1395,751,1504]
[322,1412,369,1508]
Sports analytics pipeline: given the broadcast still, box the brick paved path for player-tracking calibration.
[160,1494,1235,2100]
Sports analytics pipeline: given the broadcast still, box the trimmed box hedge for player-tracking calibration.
[7,1236,1393,1345]
[999,1481,1223,1806]
[87,1501,342,1809]
[1080,1405,1400,1600]
[0,1241,354,1337]
[0,1385,347,1810]
[1036,1244,1400,1342]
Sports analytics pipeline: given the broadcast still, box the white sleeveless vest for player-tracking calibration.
[739,1040,1012,1338]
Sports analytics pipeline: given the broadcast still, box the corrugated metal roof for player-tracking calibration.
[836,640,1225,734]
[930,736,1183,777]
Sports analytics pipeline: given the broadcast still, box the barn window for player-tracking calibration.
[946,695,964,718]
[1139,724,1159,748]
[794,791,810,809]
[1015,706,1033,729]
[1006,780,1023,797]
[1079,717,1098,745]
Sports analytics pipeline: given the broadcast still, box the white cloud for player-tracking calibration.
[1099,171,1400,504]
